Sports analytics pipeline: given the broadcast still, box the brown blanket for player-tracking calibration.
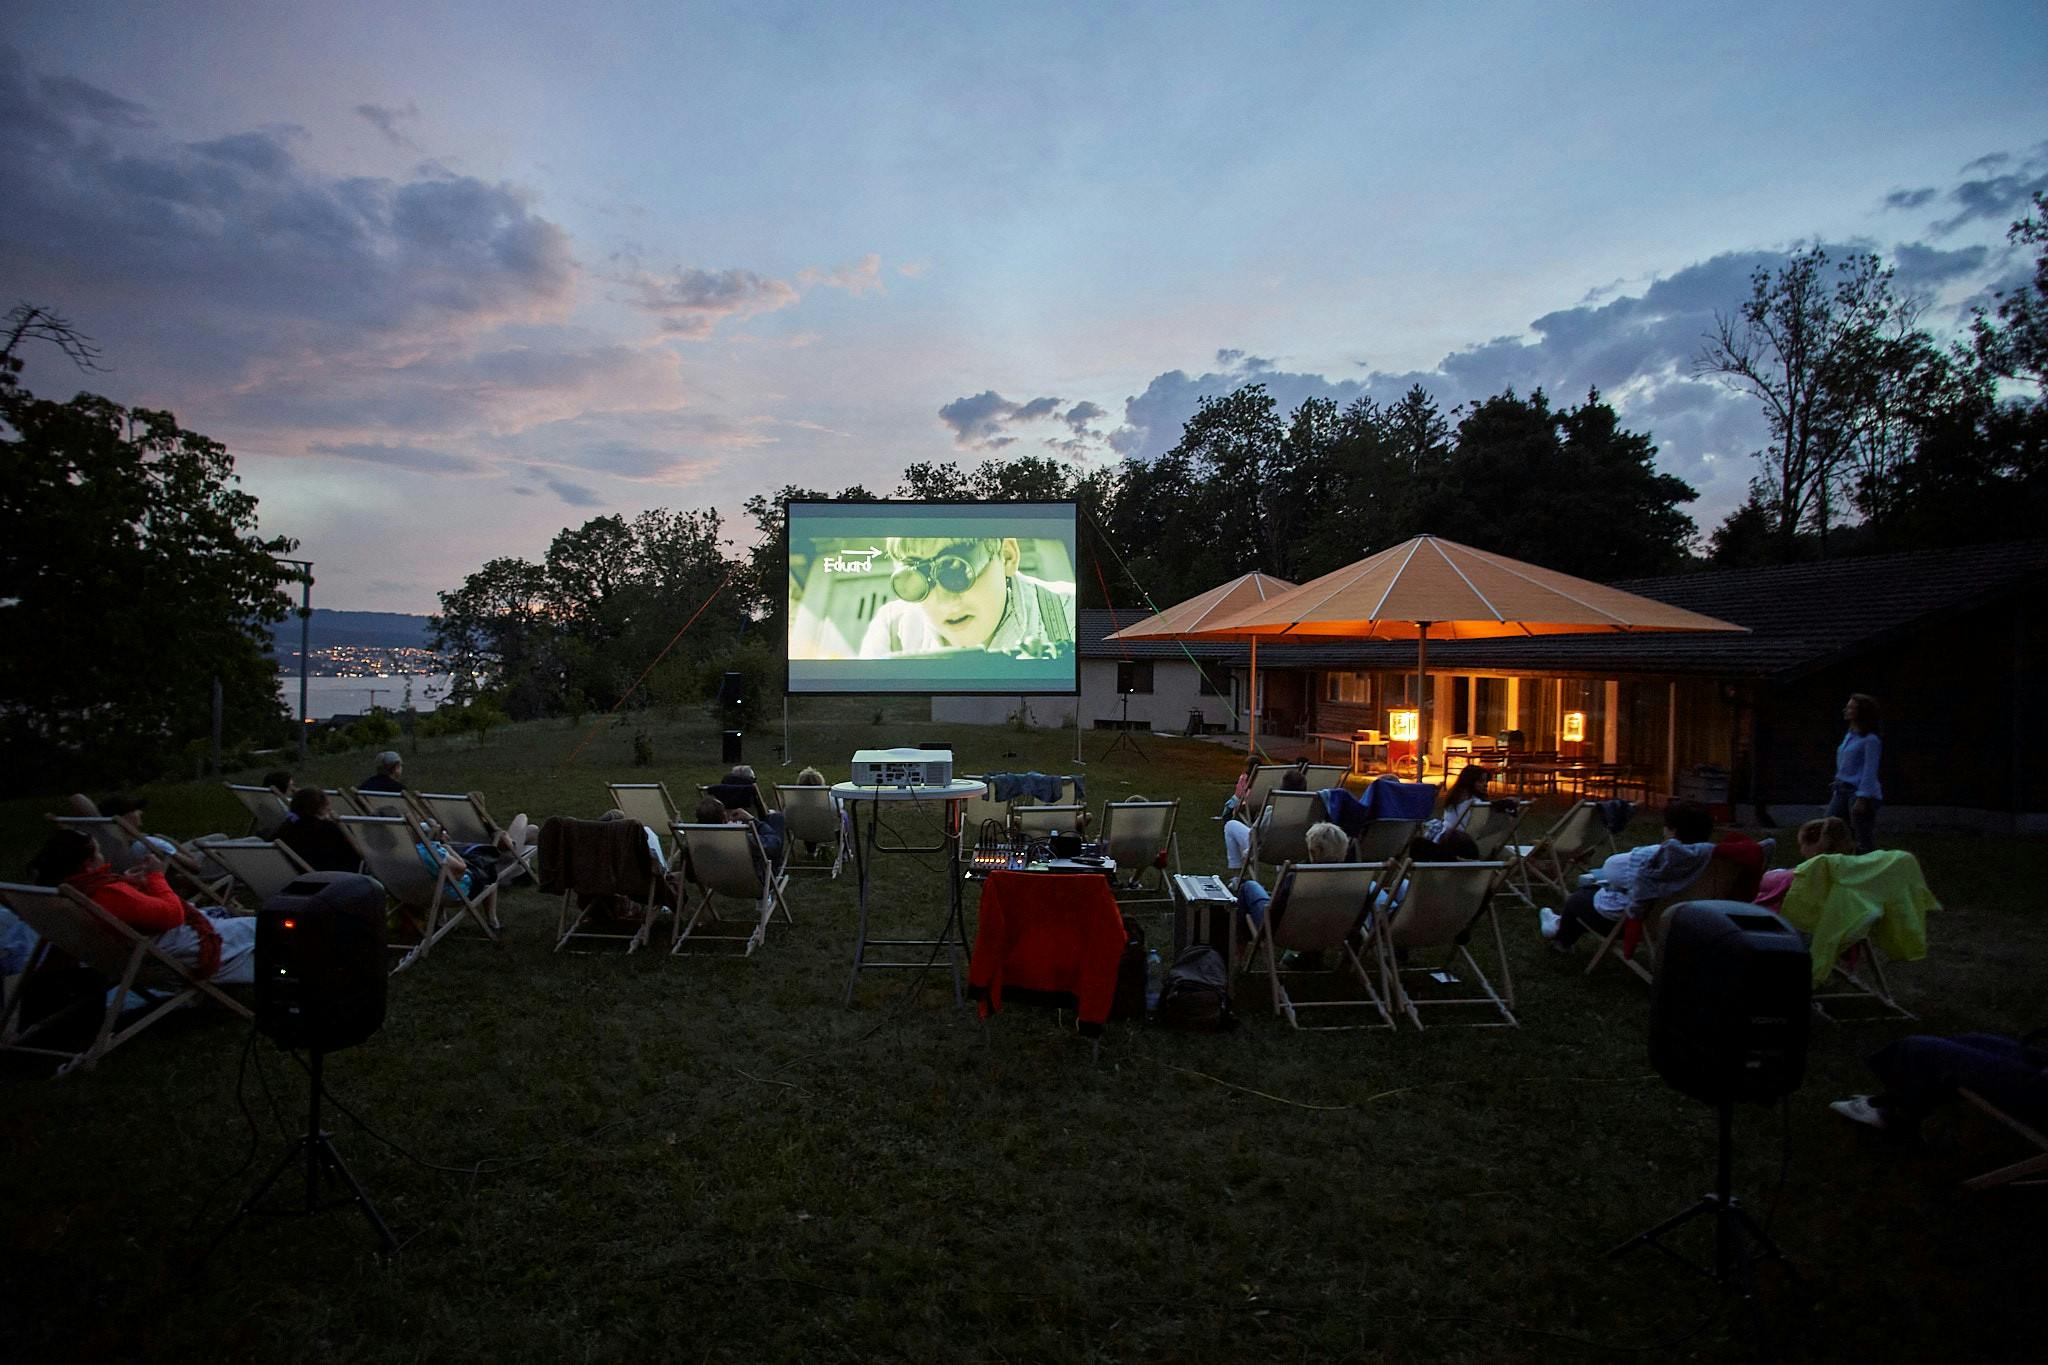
[537,817,661,898]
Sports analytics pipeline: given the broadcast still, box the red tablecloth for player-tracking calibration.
[968,870,1126,1033]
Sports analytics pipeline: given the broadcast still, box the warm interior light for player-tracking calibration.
[1388,709,1419,742]
[281,918,297,929]
[1563,710,1587,743]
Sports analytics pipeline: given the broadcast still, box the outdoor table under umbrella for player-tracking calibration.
[1188,535,1746,777]
[1105,570,1297,756]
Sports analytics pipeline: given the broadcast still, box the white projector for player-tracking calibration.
[850,747,953,787]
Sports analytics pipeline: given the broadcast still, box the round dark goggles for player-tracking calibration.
[890,544,993,602]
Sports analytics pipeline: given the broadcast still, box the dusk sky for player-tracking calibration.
[5,2,2044,613]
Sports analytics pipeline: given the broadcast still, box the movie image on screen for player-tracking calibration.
[787,501,1078,694]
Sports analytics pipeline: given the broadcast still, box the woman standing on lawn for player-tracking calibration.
[1828,694,1883,853]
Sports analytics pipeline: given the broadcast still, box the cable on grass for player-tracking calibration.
[1155,1060,1355,1112]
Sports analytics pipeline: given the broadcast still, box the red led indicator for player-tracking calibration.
[282,918,297,929]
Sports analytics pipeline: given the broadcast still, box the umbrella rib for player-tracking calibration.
[1363,538,1425,622]
[1430,538,1508,627]
[1460,542,1631,627]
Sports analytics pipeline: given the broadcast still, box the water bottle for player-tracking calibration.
[1145,948,1163,1011]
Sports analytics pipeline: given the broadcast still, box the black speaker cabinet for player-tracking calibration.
[255,873,388,1052]
[1651,900,1811,1106]
[715,671,746,708]
[721,729,744,764]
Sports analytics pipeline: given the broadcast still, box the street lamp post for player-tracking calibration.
[275,558,315,761]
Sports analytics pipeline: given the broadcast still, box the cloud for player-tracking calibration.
[355,101,420,151]
[38,71,152,128]
[307,440,495,474]
[936,389,1068,448]
[800,252,884,296]
[896,261,929,278]
[1884,187,1937,211]
[1062,401,1105,434]
[542,476,602,507]
[623,266,800,338]
[1931,142,2048,234]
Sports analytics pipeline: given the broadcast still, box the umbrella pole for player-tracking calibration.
[1248,639,1258,758]
[1415,622,1430,782]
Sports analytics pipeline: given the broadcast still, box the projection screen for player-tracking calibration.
[786,501,1079,694]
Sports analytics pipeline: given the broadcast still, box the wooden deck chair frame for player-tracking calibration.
[224,782,291,837]
[337,815,499,974]
[1584,855,1750,983]
[1959,1087,2048,1190]
[0,881,252,1076]
[1502,800,1605,909]
[608,782,680,835]
[194,837,316,907]
[1099,799,1182,903]
[327,788,374,816]
[1379,860,1517,1028]
[1300,764,1349,793]
[414,790,537,883]
[47,813,237,910]
[668,823,791,956]
[1013,804,1088,839]
[1463,802,1526,861]
[548,819,666,954]
[1242,764,1295,816]
[1244,861,1394,1030]
[1246,789,1322,884]
[1811,938,1915,1021]
[1352,818,1419,864]
[774,784,848,878]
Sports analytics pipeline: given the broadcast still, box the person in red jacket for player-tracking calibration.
[28,828,257,984]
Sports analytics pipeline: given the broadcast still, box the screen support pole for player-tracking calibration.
[782,696,790,767]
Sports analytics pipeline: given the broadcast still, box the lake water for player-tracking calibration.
[278,673,455,720]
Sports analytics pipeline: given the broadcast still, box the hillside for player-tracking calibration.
[269,608,434,652]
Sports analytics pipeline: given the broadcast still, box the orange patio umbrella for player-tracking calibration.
[1105,570,1296,756]
[1190,536,1745,776]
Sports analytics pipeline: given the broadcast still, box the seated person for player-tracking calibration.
[1222,755,1261,820]
[689,794,788,879]
[1541,800,1715,951]
[1423,765,1490,844]
[1235,821,1350,934]
[78,793,230,882]
[1754,816,1855,911]
[704,764,771,818]
[358,750,407,794]
[1831,1030,2048,1134]
[859,536,1076,659]
[27,828,258,985]
[262,770,297,801]
[276,787,364,873]
[1223,807,1252,875]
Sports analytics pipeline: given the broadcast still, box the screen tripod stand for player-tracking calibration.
[1098,690,1147,761]
[213,1046,397,1258]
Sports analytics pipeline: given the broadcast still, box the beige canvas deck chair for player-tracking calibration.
[1960,1082,2048,1191]
[1243,764,1295,816]
[1246,789,1322,883]
[1583,852,1751,983]
[774,785,848,877]
[224,783,291,837]
[1245,862,1395,1030]
[337,814,499,974]
[0,881,251,1076]
[1462,802,1526,860]
[1379,860,1516,1028]
[1352,818,1419,863]
[327,788,375,816]
[413,791,537,883]
[1502,800,1605,909]
[195,837,315,907]
[1014,804,1088,839]
[609,782,680,835]
[538,816,666,953]
[669,822,790,956]
[1301,764,1349,792]
[1099,799,1182,902]
[957,777,1013,854]
[48,813,236,910]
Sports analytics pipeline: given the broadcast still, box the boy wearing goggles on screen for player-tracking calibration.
[859,536,1075,658]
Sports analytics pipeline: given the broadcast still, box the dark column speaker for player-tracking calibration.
[715,671,746,709]
[1650,900,1811,1106]
[721,729,743,764]
[255,872,388,1052]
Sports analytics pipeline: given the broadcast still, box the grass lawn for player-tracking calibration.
[3,700,2041,1362]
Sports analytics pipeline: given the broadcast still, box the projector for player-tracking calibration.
[851,747,953,786]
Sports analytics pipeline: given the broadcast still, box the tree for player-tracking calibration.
[1972,191,2048,392]
[1695,248,1911,550]
[1,308,296,792]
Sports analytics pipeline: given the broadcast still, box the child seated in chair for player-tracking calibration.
[1753,816,1854,912]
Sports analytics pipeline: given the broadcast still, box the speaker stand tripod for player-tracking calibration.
[213,1047,398,1257]
[1607,1100,1804,1353]
[1098,692,1147,761]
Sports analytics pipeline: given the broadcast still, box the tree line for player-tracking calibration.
[7,195,2041,787]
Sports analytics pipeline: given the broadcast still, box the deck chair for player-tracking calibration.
[1243,764,1295,816]
[1502,800,1605,909]
[337,815,499,974]
[1960,1079,2048,1191]
[1099,799,1182,902]
[47,814,237,910]
[413,790,537,883]
[1353,818,1420,863]
[1462,802,1526,860]
[609,782,680,836]
[1301,764,1349,793]
[1379,860,1516,1028]
[327,787,375,816]
[224,783,291,837]
[0,881,252,1076]
[701,779,775,818]
[1812,938,1916,1021]
[195,837,315,907]
[1246,789,1322,883]
[346,785,411,819]
[1014,804,1088,839]
[1245,862,1395,1030]
[775,785,848,878]
[538,816,667,953]
[1584,852,1750,983]
[669,822,791,956]
[958,777,1013,853]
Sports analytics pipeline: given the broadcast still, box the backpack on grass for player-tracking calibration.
[1155,945,1236,1031]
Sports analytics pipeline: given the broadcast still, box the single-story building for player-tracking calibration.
[932,539,2046,831]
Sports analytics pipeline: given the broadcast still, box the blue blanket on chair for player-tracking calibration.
[1363,777,1437,822]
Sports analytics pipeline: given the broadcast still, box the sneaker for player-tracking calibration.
[1829,1095,1890,1130]
[1539,908,1561,940]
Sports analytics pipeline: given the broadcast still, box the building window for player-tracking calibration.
[1117,661,1155,694]
[1196,665,1226,696]
[1325,671,1372,703]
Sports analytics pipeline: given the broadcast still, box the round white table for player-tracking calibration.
[830,779,988,1005]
